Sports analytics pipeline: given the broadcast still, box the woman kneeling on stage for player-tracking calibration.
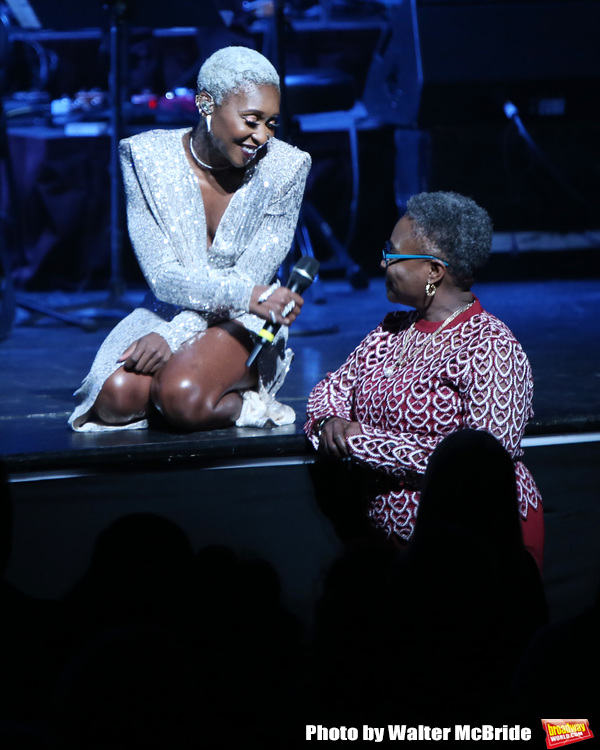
[69,46,311,432]
[304,191,544,571]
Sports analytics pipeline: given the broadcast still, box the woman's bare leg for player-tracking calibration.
[92,367,153,425]
[151,322,258,431]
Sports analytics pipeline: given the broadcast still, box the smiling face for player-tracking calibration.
[202,83,280,169]
[382,215,435,307]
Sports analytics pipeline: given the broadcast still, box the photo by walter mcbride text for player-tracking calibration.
[306,724,534,742]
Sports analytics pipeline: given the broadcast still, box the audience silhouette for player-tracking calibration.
[309,430,548,725]
[0,432,588,745]
[511,573,599,719]
[393,429,548,720]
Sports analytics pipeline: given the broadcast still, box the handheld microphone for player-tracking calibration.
[246,255,320,368]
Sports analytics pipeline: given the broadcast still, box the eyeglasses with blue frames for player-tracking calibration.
[382,241,449,268]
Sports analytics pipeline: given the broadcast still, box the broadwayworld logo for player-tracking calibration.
[542,720,593,748]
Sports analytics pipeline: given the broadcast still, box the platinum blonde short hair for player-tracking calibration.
[197,46,280,105]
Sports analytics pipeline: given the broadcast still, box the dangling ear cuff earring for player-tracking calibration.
[196,94,214,133]
[195,94,214,115]
[425,281,436,297]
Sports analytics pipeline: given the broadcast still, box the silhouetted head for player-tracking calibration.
[87,513,194,580]
[413,429,523,557]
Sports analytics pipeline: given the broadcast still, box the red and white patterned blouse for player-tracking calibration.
[304,298,542,541]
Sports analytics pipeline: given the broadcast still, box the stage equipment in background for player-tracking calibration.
[0,231,15,340]
[361,0,429,215]
[364,0,600,230]
[415,0,600,127]
[0,210,15,337]
[362,0,422,128]
[1,1,101,332]
[246,255,320,368]
[418,0,600,230]
[1,1,221,334]
[267,0,369,291]
[503,101,599,224]
[100,0,220,300]
[0,4,16,338]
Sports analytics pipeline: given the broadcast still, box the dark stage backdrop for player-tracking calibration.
[365,0,600,231]
[415,0,600,231]
[2,1,599,290]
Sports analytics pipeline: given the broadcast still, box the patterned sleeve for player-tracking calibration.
[461,329,534,458]
[343,321,534,478]
[304,329,378,450]
[345,423,438,480]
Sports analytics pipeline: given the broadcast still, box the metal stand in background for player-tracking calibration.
[107,0,126,302]
[0,3,18,339]
[1,2,97,333]
[267,0,369,293]
[78,0,221,317]
[46,0,133,321]
[1,0,220,332]
[99,0,220,308]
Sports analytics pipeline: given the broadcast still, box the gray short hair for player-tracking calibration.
[197,46,280,105]
[406,191,493,288]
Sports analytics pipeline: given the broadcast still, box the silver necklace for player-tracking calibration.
[383,301,474,378]
[188,133,229,172]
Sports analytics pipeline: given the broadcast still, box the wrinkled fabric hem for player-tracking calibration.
[235,384,295,428]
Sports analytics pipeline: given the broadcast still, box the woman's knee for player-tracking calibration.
[150,325,255,429]
[94,369,151,424]
[151,373,223,430]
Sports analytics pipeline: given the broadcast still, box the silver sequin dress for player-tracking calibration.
[69,128,311,431]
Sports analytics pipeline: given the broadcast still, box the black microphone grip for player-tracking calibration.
[245,256,320,368]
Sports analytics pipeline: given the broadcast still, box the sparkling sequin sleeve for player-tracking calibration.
[119,135,310,338]
[220,158,311,311]
[120,139,243,314]
[151,162,311,352]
